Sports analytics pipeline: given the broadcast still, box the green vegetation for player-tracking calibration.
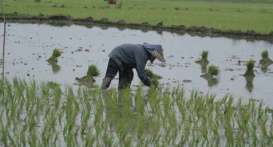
[201,65,219,87]
[244,60,256,77]
[196,51,210,73]
[259,50,273,72]
[49,62,61,73]
[0,78,272,146]
[196,51,209,65]
[243,60,256,92]
[259,50,273,70]
[76,65,100,87]
[245,75,254,92]
[145,69,162,80]
[87,65,100,77]
[145,69,162,87]
[47,48,62,63]
[208,65,219,77]
[3,0,273,33]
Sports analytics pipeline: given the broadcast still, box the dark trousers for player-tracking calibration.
[105,58,134,89]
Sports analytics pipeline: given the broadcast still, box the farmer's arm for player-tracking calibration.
[135,55,151,86]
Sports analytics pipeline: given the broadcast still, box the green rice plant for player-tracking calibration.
[0,78,272,146]
[145,69,162,88]
[245,75,254,92]
[135,85,144,115]
[207,65,219,77]
[244,60,256,77]
[87,65,100,77]
[259,50,273,72]
[262,50,269,59]
[85,129,95,147]
[201,65,219,87]
[260,50,273,64]
[76,65,100,87]
[49,62,61,73]
[196,51,209,65]
[145,69,162,80]
[47,48,62,63]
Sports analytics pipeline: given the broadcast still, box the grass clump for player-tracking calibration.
[145,69,162,80]
[259,50,273,72]
[201,65,219,87]
[244,60,255,77]
[76,65,100,87]
[242,60,256,92]
[208,65,219,77]
[47,48,62,63]
[202,65,219,78]
[145,69,162,87]
[87,65,100,77]
[195,51,209,65]
[260,50,273,64]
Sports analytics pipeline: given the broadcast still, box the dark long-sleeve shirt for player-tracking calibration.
[109,44,154,86]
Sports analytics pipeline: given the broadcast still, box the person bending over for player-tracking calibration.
[101,43,166,90]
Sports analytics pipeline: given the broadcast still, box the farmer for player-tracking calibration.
[101,43,166,90]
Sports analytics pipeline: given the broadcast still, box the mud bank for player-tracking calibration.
[1,15,273,42]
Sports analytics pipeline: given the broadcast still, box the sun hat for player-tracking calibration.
[143,43,166,62]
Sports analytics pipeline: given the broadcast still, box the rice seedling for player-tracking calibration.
[49,62,61,73]
[47,48,62,63]
[201,65,219,87]
[259,50,273,72]
[75,65,100,87]
[244,60,256,77]
[145,69,162,80]
[0,78,272,146]
[245,75,254,92]
[207,65,219,77]
[195,51,209,65]
[145,69,162,88]
[87,65,100,77]
[242,60,256,92]
[260,50,273,65]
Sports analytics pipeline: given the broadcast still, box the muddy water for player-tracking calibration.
[1,23,273,106]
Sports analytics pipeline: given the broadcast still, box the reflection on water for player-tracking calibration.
[261,64,269,73]
[201,74,219,87]
[48,61,61,73]
[1,22,273,106]
[199,63,208,74]
[245,76,254,93]
[207,77,219,87]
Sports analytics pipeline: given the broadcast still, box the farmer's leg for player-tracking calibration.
[101,58,119,89]
[118,68,134,90]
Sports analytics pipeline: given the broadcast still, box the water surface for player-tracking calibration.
[1,22,273,106]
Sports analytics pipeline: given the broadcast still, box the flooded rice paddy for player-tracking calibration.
[1,22,273,106]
